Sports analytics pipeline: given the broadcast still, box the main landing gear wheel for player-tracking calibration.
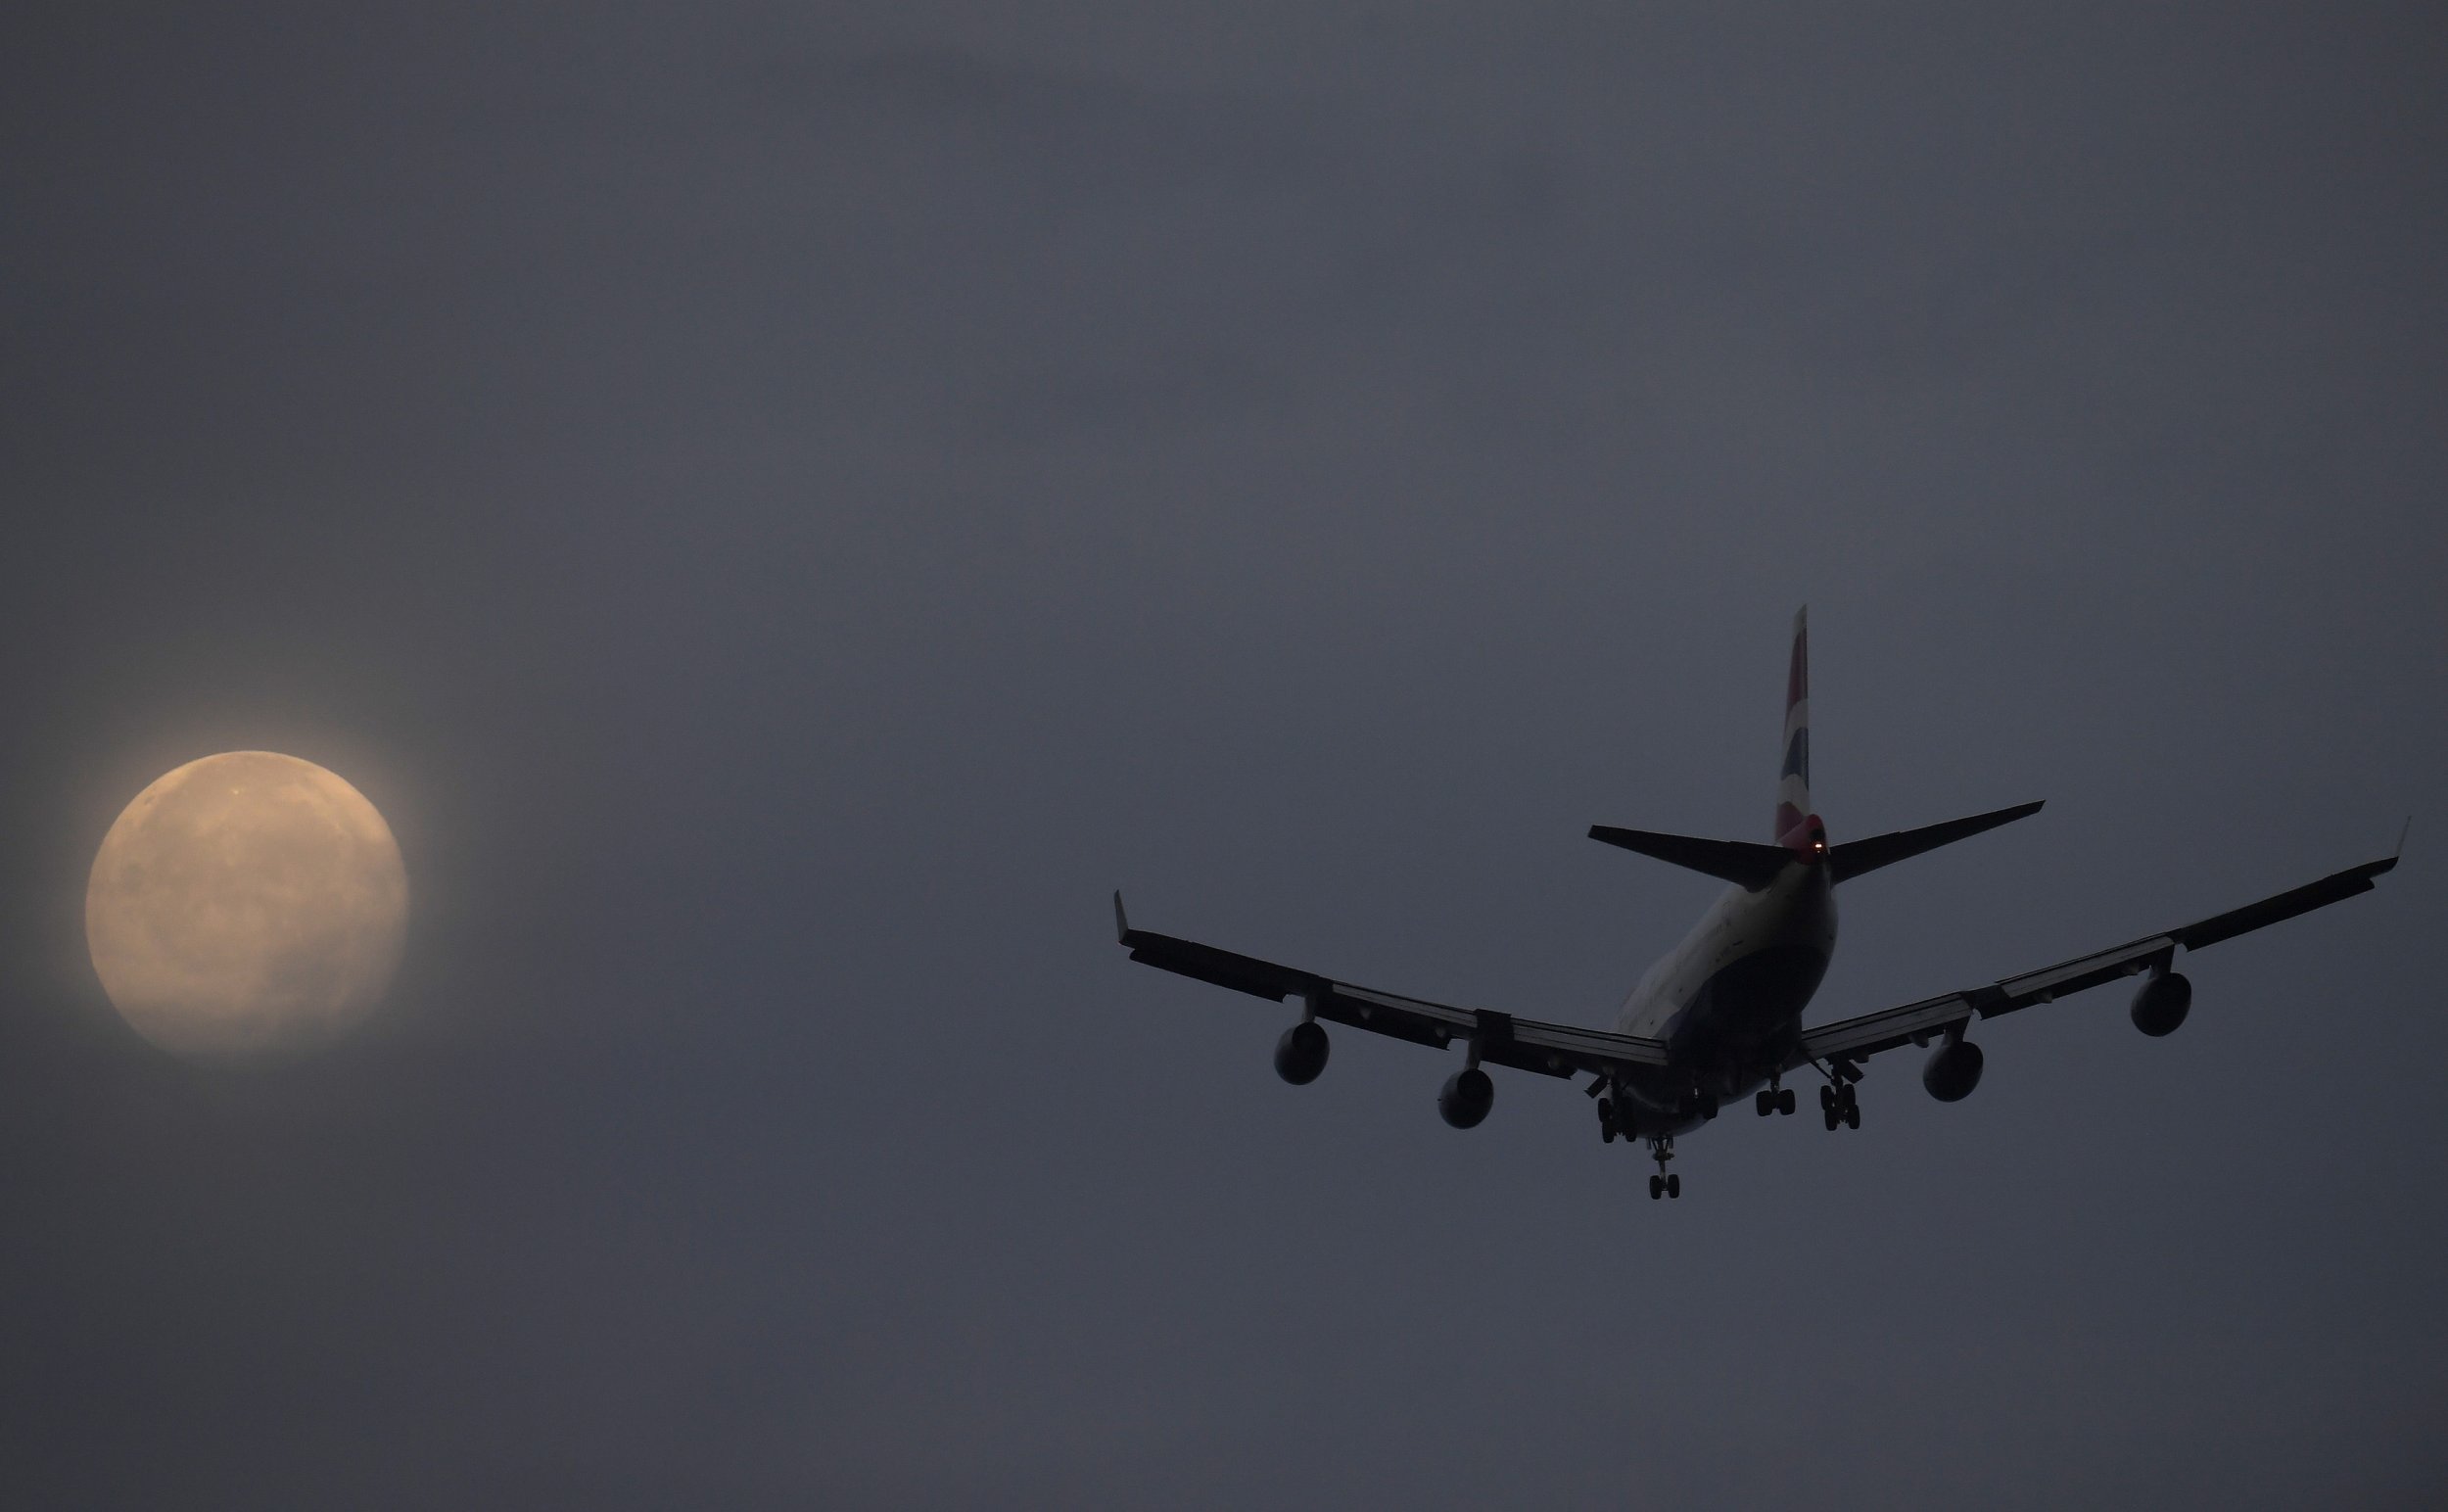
[1760,1083,1798,1116]
[1778,1086,1796,1115]
[1822,1081,1860,1130]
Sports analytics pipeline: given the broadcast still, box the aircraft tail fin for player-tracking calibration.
[1826,800,2046,883]
[1774,607,1817,849]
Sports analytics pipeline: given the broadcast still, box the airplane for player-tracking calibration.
[1112,609,2401,1199]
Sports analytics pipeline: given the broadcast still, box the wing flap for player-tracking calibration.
[1797,934,2177,1063]
[1797,990,1974,1063]
[1510,1017,1674,1072]
[1306,989,1463,1050]
[1980,935,2176,1016]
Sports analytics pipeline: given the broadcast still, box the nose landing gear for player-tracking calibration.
[1645,1137,1681,1200]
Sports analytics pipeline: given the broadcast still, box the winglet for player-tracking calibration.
[1113,890,1131,944]
[2397,816,2414,860]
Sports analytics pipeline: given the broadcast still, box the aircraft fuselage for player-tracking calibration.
[1114,605,2401,1197]
[1610,856,1836,1135]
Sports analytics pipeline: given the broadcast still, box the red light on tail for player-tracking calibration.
[1780,814,1828,862]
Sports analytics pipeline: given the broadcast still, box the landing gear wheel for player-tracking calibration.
[1818,1084,1837,1114]
[1755,1090,1774,1117]
[1778,1087,1797,1115]
[1844,1103,1860,1130]
[1598,1099,1618,1143]
[1823,1106,1840,1131]
[1665,1173,1681,1200]
[1648,1174,1664,1201]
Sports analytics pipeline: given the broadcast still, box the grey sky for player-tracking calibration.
[2,5,2442,1506]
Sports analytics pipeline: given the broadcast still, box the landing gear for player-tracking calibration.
[1597,1097,1619,1143]
[1644,1136,1680,1199]
[1755,1082,1798,1116]
[1820,1081,1860,1130]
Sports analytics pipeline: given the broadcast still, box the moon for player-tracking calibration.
[85,751,407,1057]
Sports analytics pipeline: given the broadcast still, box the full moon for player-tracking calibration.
[86,751,407,1057]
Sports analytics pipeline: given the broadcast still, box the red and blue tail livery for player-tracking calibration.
[1776,606,1812,845]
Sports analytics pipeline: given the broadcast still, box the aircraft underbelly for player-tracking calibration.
[1672,943,1828,1054]
[1615,870,1835,1134]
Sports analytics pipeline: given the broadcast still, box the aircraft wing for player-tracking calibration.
[1113,893,1673,1077]
[1791,852,2400,1068]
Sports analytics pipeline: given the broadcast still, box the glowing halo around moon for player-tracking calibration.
[85,751,407,1058]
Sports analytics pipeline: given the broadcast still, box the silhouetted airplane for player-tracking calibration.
[1114,609,2401,1198]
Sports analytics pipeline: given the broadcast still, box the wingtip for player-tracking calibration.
[1112,889,1130,943]
[2396,815,2413,860]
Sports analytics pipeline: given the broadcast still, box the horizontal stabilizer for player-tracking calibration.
[1587,826,1794,889]
[1827,800,2045,883]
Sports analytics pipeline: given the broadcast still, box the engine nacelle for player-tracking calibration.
[1438,1066,1494,1128]
[2130,971,2192,1037]
[1274,1021,1330,1084]
[1921,1037,1985,1102]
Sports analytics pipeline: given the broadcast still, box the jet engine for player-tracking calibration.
[1438,1066,1494,1128]
[2130,971,2192,1037]
[1921,1037,1985,1102]
[1273,1021,1330,1084]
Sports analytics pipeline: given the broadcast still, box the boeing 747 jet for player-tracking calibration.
[1114,610,2399,1198]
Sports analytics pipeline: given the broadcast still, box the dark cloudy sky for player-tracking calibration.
[3,4,2443,1506]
